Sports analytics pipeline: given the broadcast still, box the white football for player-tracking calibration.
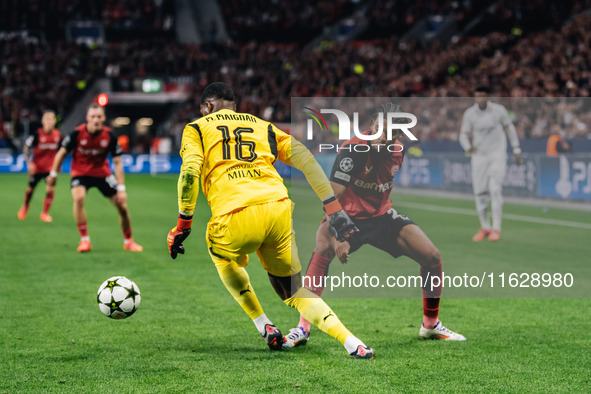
[97,276,141,319]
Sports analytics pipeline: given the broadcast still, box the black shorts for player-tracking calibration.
[28,173,50,188]
[338,208,415,258]
[71,175,118,197]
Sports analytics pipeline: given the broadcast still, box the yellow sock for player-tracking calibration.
[284,287,352,344]
[215,258,264,320]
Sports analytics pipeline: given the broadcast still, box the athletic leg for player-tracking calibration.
[471,156,491,240]
[110,193,131,235]
[270,272,372,357]
[18,175,39,220]
[297,220,335,333]
[261,200,373,357]
[475,192,491,229]
[207,208,281,349]
[395,224,465,340]
[72,185,91,252]
[395,224,442,329]
[489,155,507,237]
[40,179,55,222]
[109,188,142,251]
[18,186,34,220]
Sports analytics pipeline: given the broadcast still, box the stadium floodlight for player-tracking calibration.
[97,93,109,107]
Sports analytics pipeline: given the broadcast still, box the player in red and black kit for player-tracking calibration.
[284,103,465,347]
[18,110,62,222]
[47,104,143,253]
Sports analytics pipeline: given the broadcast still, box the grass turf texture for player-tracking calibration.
[1,173,590,392]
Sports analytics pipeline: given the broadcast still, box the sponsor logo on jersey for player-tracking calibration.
[77,147,105,155]
[226,163,261,180]
[353,179,394,192]
[37,143,59,150]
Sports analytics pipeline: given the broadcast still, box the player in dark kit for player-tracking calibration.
[284,103,466,347]
[18,110,62,222]
[47,105,143,253]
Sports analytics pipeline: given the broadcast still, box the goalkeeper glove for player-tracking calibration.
[167,214,192,259]
[323,197,359,242]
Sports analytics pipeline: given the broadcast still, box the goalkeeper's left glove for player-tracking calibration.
[167,214,192,259]
[323,197,359,242]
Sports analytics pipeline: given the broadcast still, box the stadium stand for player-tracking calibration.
[218,0,357,43]
[0,0,175,39]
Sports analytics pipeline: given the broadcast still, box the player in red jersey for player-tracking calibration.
[47,105,143,253]
[18,110,62,222]
[284,103,465,347]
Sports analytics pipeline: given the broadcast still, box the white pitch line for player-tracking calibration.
[394,201,591,230]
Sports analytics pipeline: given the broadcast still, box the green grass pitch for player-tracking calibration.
[1,173,590,392]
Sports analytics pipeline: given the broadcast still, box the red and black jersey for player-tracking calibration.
[61,124,122,178]
[25,128,62,173]
[329,131,404,220]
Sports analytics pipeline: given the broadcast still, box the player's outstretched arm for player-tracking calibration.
[498,105,522,164]
[325,182,352,264]
[112,156,127,203]
[167,212,192,259]
[46,147,67,186]
[23,140,34,175]
[459,110,475,154]
[275,130,359,242]
[168,124,204,259]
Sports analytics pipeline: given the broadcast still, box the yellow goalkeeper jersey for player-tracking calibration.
[178,109,290,216]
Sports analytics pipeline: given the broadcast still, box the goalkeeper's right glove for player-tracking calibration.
[323,197,359,242]
[167,214,192,259]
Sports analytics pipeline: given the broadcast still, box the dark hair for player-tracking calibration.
[200,82,235,105]
[371,102,403,122]
[474,86,491,94]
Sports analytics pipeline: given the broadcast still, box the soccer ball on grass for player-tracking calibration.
[97,276,141,319]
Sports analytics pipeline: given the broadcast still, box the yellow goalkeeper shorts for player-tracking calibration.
[206,198,301,277]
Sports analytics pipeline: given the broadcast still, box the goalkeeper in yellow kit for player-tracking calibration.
[167,82,374,358]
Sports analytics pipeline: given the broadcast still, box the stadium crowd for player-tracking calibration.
[0,0,174,36]
[1,0,591,151]
[219,0,357,43]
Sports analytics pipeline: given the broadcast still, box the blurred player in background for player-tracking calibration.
[18,110,62,222]
[546,124,571,156]
[285,103,465,348]
[167,82,374,358]
[47,104,143,253]
[460,87,522,242]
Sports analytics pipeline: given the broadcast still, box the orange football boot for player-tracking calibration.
[77,239,92,253]
[124,239,143,252]
[488,229,501,242]
[40,212,53,222]
[472,228,490,242]
[18,206,28,220]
